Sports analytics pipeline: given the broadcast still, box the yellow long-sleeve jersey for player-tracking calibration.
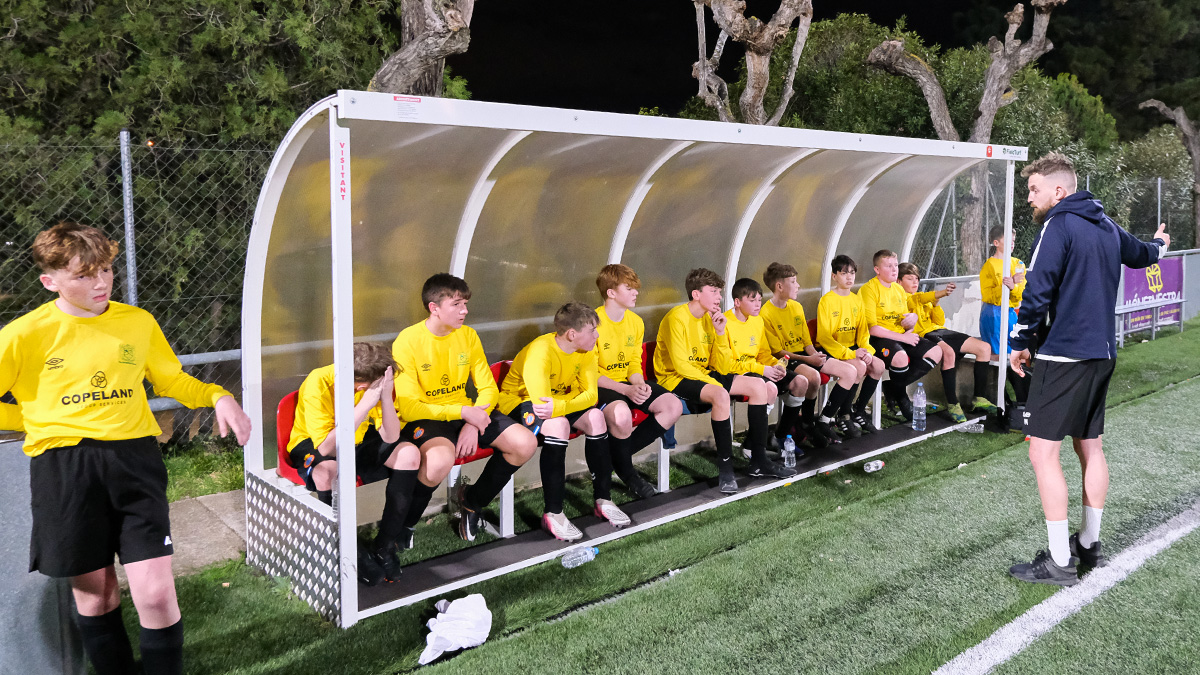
[980,256,1026,307]
[906,291,944,337]
[499,333,599,417]
[760,299,813,355]
[723,310,775,375]
[286,365,388,451]
[595,306,644,383]
[653,303,734,391]
[0,301,233,457]
[859,277,910,333]
[391,321,498,422]
[816,291,874,360]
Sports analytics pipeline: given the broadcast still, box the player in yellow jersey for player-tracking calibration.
[593,264,682,499]
[980,226,1031,408]
[0,223,251,675]
[815,255,886,439]
[654,268,797,495]
[391,274,537,543]
[898,262,1000,422]
[761,262,857,448]
[860,249,944,424]
[499,302,627,540]
[285,343,419,586]
[725,278,811,457]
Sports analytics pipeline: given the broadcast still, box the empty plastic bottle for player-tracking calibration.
[912,382,927,432]
[561,547,598,569]
[782,435,797,469]
[958,422,985,434]
[863,460,885,473]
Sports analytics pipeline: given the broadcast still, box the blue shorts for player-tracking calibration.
[980,304,1018,355]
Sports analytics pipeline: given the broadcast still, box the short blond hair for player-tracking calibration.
[32,222,119,275]
[1021,151,1077,192]
[353,343,397,382]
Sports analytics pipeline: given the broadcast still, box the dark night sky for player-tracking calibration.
[448,1,972,115]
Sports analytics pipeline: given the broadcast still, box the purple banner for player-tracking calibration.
[1122,257,1183,330]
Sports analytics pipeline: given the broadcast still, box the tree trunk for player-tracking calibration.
[961,166,989,272]
[372,0,475,95]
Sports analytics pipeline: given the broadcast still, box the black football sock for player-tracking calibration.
[748,404,769,462]
[800,397,817,424]
[941,369,959,405]
[75,606,135,675]
[973,361,992,400]
[376,468,418,546]
[854,376,879,413]
[777,404,802,439]
[315,490,333,506]
[711,417,734,477]
[840,383,859,415]
[584,433,613,501]
[623,415,667,457]
[139,619,184,675]
[402,480,437,529]
[539,437,569,513]
[464,451,519,512]
[821,385,851,420]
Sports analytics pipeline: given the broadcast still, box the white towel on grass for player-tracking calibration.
[418,594,492,665]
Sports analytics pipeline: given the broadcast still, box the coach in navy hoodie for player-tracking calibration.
[1006,152,1170,588]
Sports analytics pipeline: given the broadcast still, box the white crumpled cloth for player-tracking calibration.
[418,594,493,665]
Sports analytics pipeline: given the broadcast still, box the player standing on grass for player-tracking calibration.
[0,222,252,675]
[1007,152,1169,586]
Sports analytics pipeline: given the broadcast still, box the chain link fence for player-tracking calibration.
[1,133,273,440]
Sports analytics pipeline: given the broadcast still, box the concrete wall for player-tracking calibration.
[0,440,86,675]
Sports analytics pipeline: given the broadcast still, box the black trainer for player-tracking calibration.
[1069,534,1109,569]
[850,411,878,434]
[399,526,415,550]
[717,466,739,494]
[801,422,828,449]
[815,418,842,444]
[895,395,913,422]
[621,472,659,499]
[373,540,403,583]
[748,457,798,479]
[836,415,861,439]
[357,545,386,587]
[455,484,483,541]
[1008,549,1079,586]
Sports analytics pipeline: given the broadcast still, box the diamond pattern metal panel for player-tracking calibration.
[244,472,341,623]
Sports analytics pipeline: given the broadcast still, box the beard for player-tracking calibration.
[1032,204,1051,224]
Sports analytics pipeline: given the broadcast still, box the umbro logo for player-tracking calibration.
[421,363,432,372]
[45,357,64,371]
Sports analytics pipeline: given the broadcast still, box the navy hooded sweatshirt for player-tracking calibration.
[1009,191,1166,360]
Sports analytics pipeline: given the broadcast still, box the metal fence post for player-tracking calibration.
[1157,176,1162,226]
[119,129,138,306]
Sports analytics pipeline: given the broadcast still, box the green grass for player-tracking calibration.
[162,435,245,502]
[150,318,1200,673]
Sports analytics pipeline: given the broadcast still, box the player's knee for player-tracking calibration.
[579,407,607,434]
[605,402,633,436]
[541,417,570,439]
[388,443,421,471]
[421,446,455,482]
[651,392,683,424]
[791,374,809,394]
[312,461,336,491]
[131,576,177,618]
[892,352,909,369]
[704,387,730,414]
[501,427,538,463]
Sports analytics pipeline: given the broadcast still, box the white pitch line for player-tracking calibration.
[934,499,1200,675]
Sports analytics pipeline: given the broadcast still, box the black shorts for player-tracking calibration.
[287,427,396,492]
[1023,358,1115,441]
[740,370,797,391]
[507,401,592,438]
[670,371,736,405]
[923,329,970,354]
[596,382,670,413]
[399,410,515,449]
[29,437,172,578]
[870,336,939,370]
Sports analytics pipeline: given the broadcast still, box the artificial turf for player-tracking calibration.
[145,318,1200,674]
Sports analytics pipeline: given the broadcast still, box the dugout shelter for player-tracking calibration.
[242,91,1026,627]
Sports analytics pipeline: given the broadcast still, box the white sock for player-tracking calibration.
[819,414,834,424]
[1079,506,1103,547]
[1047,519,1071,566]
[786,394,805,407]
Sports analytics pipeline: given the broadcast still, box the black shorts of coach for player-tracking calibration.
[669,371,737,408]
[596,382,671,413]
[869,336,939,370]
[398,410,516,449]
[1022,358,1115,442]
[922,328,971,355]
[29,437,174,578]
[287,427,396,493]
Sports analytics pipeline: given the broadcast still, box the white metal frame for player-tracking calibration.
[242,90,1027,628]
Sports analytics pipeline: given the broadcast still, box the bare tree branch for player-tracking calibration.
[1142,98,1200,246]
[866,40,960,141]
[765,18,809,126]
[693,1,734,123]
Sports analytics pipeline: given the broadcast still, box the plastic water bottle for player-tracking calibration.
[959,422,985,434]
[782,435,797,469]
[864,460,885,473]
[912,383,927,432]
[561,547,598,569]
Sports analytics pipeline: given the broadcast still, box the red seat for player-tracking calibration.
[276,391,303,485]
[628,342,656,426]
[453,361,511,466]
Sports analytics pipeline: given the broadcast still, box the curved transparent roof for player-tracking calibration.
[242,92,1025,467]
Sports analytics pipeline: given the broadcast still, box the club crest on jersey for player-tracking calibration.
[90,371,108,388]
[882,348,890,357]
[749,336,757,346]
[303,453,315,468]
[625,336,636,347]
[45,357,64,371]
[413,427,425,439]
[794,317,803,326]
[523,412,535,426]
[457,352,469,366]
[119,344,136,365]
